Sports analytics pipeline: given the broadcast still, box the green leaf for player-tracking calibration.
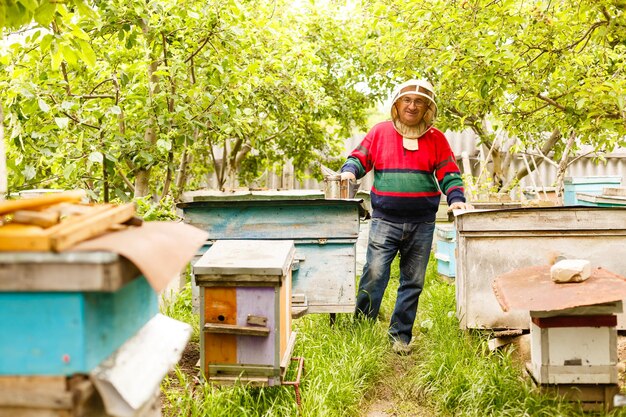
[75,0,97,19]
[54,117,69,129]
[19,0,39,13]
[40,34,54,52]
[50,46,63,70]
[76,39,96,67]
[70,25,90,41]
[88,151,103,164]
[22,165,36,180]
[157,138,172,151]
[63,162,76,180]
[109,105,122,115]
[61,44,79,67]
[34,0,56,27]
[38,98,50,113]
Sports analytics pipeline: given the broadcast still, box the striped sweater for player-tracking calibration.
[341,121,465,223]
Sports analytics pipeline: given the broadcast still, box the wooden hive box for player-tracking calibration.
[177,191,361,315]
[193,239,296,386]
[434,223,456,278]
[0,252,158,375]
[528,302,621,385]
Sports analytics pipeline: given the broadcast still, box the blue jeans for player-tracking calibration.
[355,218,435,344]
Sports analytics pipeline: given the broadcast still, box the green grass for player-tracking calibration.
[160,255,626,416]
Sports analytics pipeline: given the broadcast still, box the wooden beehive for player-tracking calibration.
[494,264,626,411]
[193,239,296,385]
[529,302,621,385]
[177,190,361,315]
[434,223,456,278]
[0,252,157,376]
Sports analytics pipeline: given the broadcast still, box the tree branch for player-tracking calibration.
[185,36,212,63]
[49,94,100,130]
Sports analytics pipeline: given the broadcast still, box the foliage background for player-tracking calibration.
[1,0,625,201]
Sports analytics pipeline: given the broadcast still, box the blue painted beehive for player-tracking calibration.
[177,190,361,315]
[0,252,158,375]
[434,223,456,278]
[563,176,622,206]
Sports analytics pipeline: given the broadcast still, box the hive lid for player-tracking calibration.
[194,239,296,277]
[493,265,626,313]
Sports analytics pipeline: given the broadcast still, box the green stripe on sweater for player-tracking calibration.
[440,172,464,193]
[374,171,439,193]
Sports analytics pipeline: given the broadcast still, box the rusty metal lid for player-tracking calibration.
[493,265,626,313]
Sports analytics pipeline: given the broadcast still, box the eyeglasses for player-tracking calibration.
[400,97,428,106]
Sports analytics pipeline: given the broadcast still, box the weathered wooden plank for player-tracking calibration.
[279,271,291,362]
[203,376,270,387]
[12,210,60,228]
[246,315,267,326]
[181,189,326,202]
[204,287,237,369]
[603,187,626,197]
[456,206,626,232]
[0,191,84,216]
[236,287,277,366]
[195,277,278,287]
[50,203,135,251]
[0,224,47,251]
[193,240,295,277]
[280,331,298,372]
[0,252,140,292]
[0,376,71,409]
[291,242,355,309]
[0,409,73,417]
[204,323,270,337]
[208,364,278,377]
[532,377,619,412]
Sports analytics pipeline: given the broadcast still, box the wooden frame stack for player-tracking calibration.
[0,191,136,251]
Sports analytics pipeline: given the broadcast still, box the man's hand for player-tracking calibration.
[340,172,356,181]
[448,201,473,212]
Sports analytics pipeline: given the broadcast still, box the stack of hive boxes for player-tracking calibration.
[0,192,201,417]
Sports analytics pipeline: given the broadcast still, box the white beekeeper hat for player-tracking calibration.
[390,79,438,150]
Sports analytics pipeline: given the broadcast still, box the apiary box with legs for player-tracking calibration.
[193,239,296,385]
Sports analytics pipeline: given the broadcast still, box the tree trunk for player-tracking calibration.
[174,148,191,199]
[134,169,151,199]
[554,131,577,204]
[134,20,159,199]
[134,127,156,198]
[0,103,6,200]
